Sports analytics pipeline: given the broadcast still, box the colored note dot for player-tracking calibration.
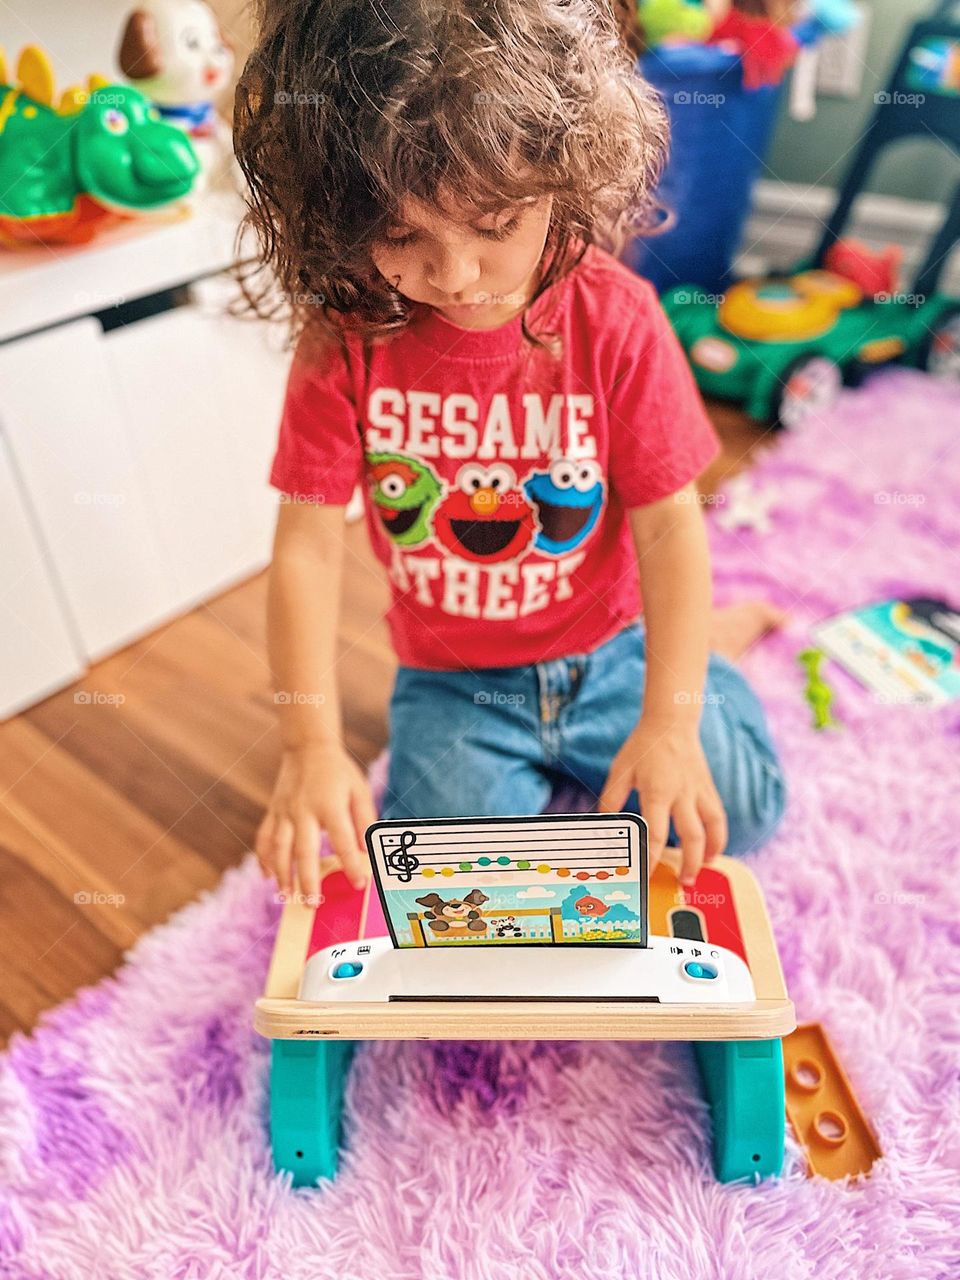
[441,866,455,877]
[537,864,551,874]
[459,862,472,871]
[575,871,589,881]
[596,871,610,880]
[557,868,570,878]
[478,856,491,866]
[517,860,530,870]
[497,856,510,866]
[422,867,436,877]
[616,866,630,876]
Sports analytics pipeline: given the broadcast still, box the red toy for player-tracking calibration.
[709,8,800,89]
[823,238,903,300]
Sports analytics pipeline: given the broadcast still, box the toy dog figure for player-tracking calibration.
[118,1,234,189]
[415,890,489,935]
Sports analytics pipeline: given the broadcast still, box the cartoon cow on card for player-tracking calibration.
[415,889,489,935]
[493,915,523,938]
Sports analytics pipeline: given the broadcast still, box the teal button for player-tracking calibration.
[332,961,363,979]
[684,961,718,980]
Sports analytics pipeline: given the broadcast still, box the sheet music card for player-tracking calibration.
[366,813,647,949]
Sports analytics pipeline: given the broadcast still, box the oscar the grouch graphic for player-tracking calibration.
[367,452,443,547]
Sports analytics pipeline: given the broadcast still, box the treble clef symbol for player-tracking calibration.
[385,829,420,883]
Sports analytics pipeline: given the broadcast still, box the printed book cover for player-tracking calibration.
[813,596,960,707]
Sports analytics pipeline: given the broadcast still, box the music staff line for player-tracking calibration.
[379,832,632,849]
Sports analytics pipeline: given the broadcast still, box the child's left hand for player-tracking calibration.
[598,718,727,885]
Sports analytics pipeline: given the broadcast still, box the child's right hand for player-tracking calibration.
[255,743,376,897]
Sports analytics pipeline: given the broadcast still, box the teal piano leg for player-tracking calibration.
[693,1039,785,1182]
[269,1039,357,1185]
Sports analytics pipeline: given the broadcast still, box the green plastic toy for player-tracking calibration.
[663,273,959,428]
[798,648,840,731]
[638,0,713,46]
[0,45,199,247]
[662,4,960,427]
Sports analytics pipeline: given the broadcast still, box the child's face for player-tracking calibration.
[372,192,553,329]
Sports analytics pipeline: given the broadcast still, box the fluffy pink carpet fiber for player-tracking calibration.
[2,371,959,1280]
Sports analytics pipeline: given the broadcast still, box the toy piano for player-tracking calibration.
[255,814,795,1185]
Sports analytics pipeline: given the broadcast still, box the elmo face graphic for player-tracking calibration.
[574,894,610,917]
[525,458,604,555]
[434,463,536,563]
[367,452,442,546]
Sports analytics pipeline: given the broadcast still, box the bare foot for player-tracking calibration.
[709,601,787,662]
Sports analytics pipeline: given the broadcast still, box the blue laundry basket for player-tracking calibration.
[629,44,783,295]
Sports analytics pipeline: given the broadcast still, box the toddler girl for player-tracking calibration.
[235,0,786,899]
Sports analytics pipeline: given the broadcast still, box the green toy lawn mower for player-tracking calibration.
[663,274,960,429]
[663,1,960,428]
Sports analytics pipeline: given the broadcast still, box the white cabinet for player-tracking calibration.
[104,302,282,613]
[0,304,286,682]
[0,434,84,718]
[0,320,177,660]
[0,202,290,719]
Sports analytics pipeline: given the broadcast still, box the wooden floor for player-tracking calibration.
[0,400,769,1043]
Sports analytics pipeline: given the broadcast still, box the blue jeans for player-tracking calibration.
[381,622,786,858]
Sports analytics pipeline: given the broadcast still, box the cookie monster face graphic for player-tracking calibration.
[367,452,442,546]
[524,458,604,554]
[434,463,536,563]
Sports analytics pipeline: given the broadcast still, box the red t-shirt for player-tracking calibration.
[270,246,719,670]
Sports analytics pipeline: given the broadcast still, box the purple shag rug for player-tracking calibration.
[3,370,960,1280]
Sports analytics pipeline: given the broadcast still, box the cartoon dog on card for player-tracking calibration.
[416,889,489,936]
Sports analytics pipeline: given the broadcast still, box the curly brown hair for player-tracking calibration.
[233,0,668,345]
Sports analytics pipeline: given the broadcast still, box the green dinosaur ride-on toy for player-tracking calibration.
[0,45,199,247]
[662,1,960,428]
